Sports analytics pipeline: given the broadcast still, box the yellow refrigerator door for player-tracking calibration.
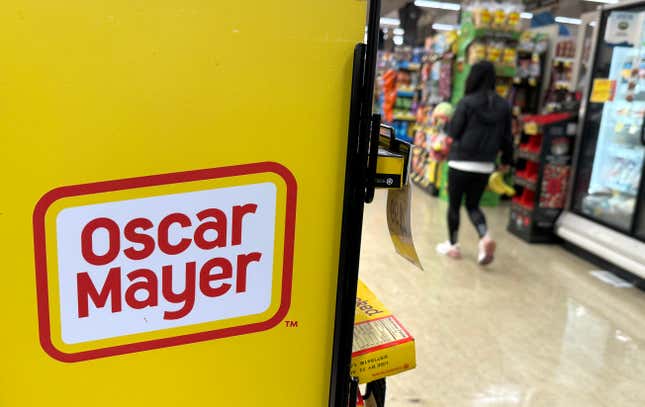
[0,0,375,405]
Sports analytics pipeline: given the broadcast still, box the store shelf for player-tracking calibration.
[392,114,417,122]
[513,174,537,190]
[554,81,574,90]
[511,200,535,212]
[473,28,521,41]
[397,90,416,98]
[553,56,575,64]
[495,65,517,78]
[607,144,644,162]
[522,113,572,135]
[397,61,421,71]
[517,148,541,162]
[605,180,638,196]
[513,77,539,87]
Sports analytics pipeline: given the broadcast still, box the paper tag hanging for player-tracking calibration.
[386,185,423,271]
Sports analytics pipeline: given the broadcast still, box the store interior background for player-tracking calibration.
[363,0,645,406]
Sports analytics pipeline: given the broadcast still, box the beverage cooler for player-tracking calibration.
[557,0,645,277]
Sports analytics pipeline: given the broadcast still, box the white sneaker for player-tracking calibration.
[436,241,462,259]
[478,234,496,266]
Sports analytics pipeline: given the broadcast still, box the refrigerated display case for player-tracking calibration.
[557,0,645,278]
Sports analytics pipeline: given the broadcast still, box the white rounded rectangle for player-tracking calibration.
[55,183,277,344]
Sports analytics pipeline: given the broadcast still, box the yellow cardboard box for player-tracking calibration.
[351,281,416,383]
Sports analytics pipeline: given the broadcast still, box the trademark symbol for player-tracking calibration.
[284,320,299,328]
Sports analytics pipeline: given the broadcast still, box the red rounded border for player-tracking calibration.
[32,162,297,363]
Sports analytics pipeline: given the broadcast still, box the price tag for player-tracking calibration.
[590,79,616,103]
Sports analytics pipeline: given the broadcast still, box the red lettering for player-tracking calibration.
[125,268,158,309]
[236,252,262,293]
[199,257,232,297]
[232,204,257,246]
[77,267,122,318]
[81,218,120,266]
[158,213,192,255]
[194,209,227,250]
[161,262,196,320]
[123,218,155,261]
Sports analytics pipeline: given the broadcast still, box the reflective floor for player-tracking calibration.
[359,187,645,407]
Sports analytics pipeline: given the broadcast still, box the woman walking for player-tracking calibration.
[436,61,513,265]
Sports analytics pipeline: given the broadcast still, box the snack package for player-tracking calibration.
[492,4,506,29]
[507,8,521,31]
[472,0,492,28]
[468,40,487,64]
[502,47,517,67]
[486,40,503,64]
[506,0,523,31]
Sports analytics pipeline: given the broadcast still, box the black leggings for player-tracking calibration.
[447,167,490,245]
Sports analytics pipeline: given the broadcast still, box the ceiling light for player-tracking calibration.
[393,35,404,45]
[380,17,400,26]
[583,0,618,4]
[555,16,582,25]
[414,0,461,11]
[520,12,533,19]
[432,23,457,31]
[393,28,405,35]
[590,21,597,27]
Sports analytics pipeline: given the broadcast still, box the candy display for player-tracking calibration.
[508,114,578,242]
[451,7,525,105]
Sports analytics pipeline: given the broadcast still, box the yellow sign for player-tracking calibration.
[590,79,616,103]
[0,0,367,405]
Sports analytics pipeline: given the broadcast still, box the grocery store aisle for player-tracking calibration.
[359,186,645,407]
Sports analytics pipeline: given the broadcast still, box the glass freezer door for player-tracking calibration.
[573,7,645,234]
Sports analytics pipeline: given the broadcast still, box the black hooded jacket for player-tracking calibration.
[448,91,514,165]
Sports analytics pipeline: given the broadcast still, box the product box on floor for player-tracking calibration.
[351,281,416,383]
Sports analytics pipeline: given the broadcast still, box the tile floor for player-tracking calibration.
[359,186,645,407]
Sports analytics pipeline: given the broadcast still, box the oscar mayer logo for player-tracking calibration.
[33,163,296,362]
